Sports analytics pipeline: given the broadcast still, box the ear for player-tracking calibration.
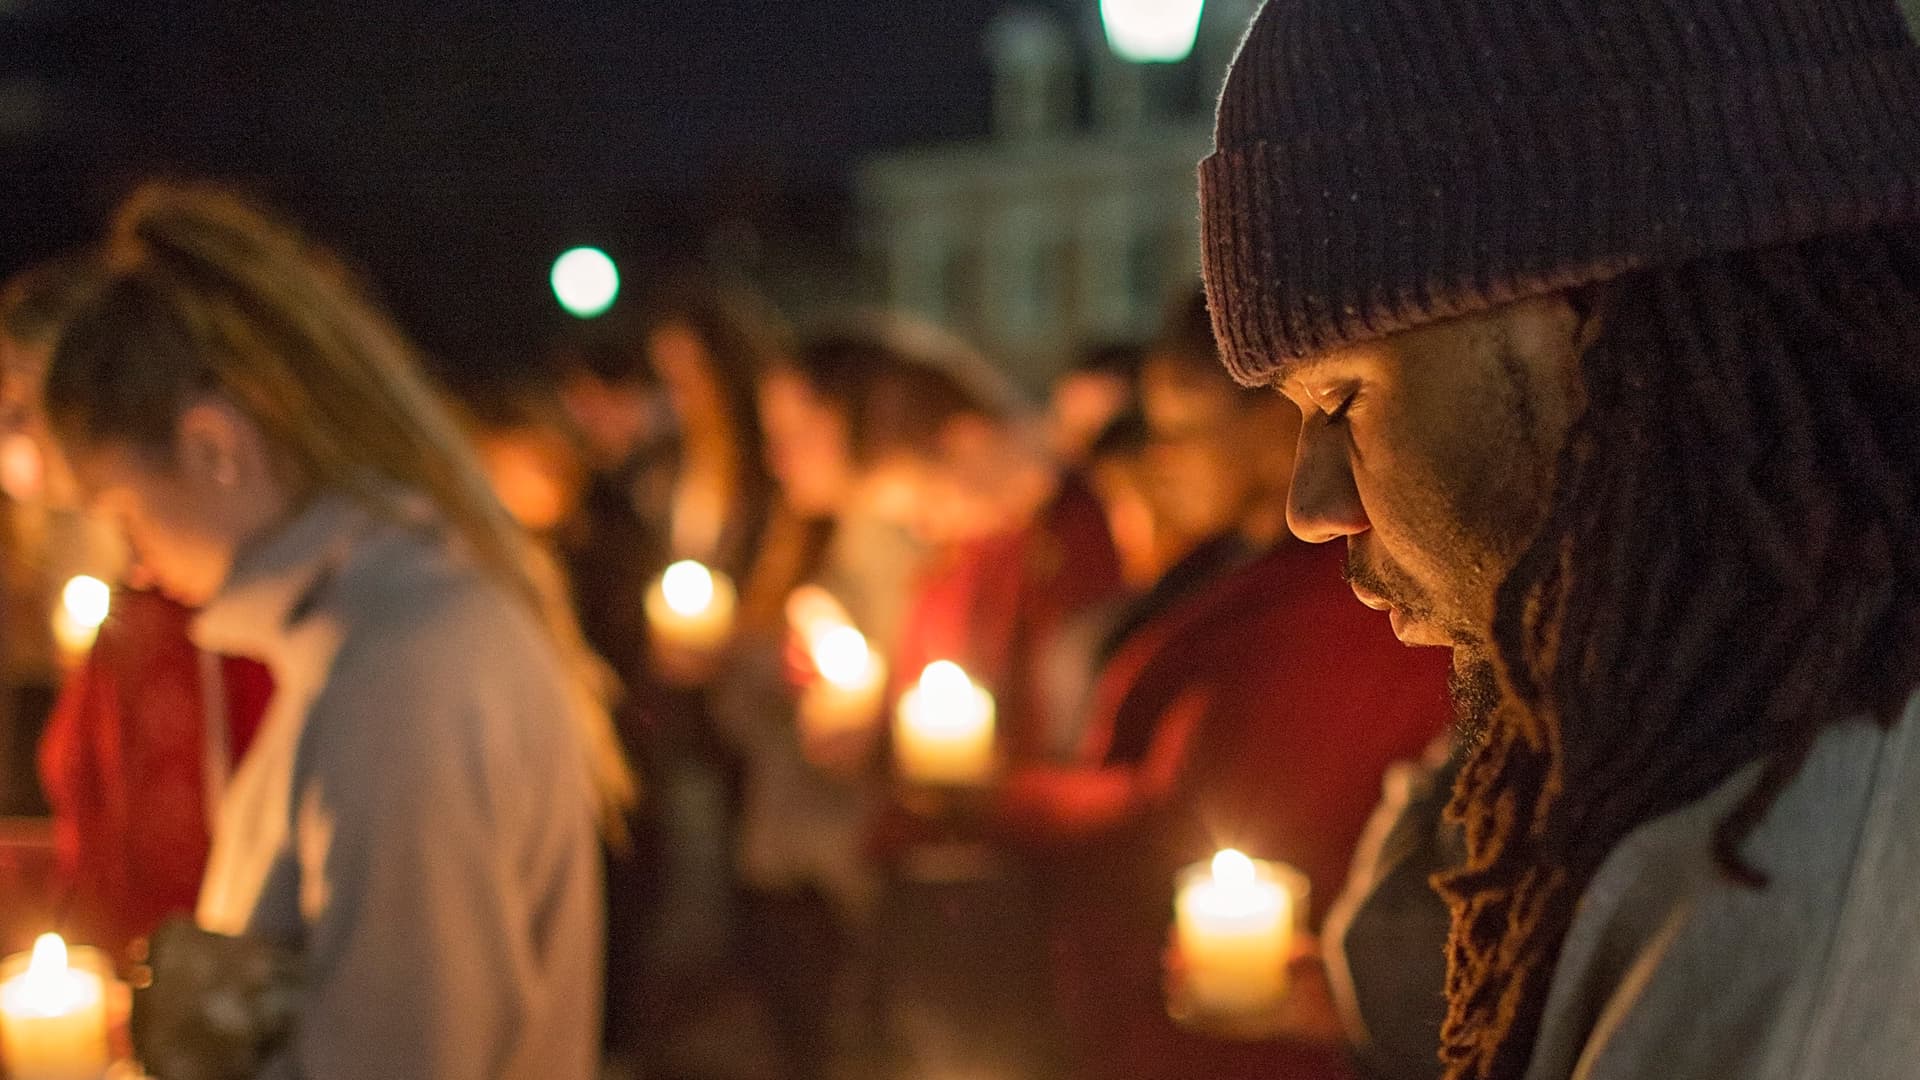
[174,398,252,490]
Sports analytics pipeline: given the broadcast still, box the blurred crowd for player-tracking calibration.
[0,185,1450,1080]
[7,3,1920,1079]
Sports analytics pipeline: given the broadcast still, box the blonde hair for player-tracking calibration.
[45,182,636,840]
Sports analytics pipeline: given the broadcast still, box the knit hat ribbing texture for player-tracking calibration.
[1199,0,1920,385]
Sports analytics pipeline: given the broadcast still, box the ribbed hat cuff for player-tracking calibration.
[1200,47,1920,386]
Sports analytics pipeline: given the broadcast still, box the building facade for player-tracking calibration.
[858,1,1255,386]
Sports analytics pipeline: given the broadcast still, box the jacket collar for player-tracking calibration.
[192,492,379,665]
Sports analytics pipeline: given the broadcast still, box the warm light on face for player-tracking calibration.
[61,576,111,631]
[812,625,873,689]
[550,246,620,319]
[1211,848,1255,887]
[1100,0,1206,63]
[660,560,716,617]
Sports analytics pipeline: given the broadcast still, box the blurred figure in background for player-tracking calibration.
[1082,411,1158,593]
[45,184,630,1080]
[988,287,1454,1080]
[882,321,1123,768]
[0,258,122,818]
[552,276,783,1079]
[846,318,1121,1080]
[706,323,999,1080]
[1046,342,1142,468]
[1097,287,1301,657]
[0,257,276,959]
[451,371,589,548]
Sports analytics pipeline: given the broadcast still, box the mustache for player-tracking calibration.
[1343,550,1410,608]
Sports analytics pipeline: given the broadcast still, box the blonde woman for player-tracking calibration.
[43,184,633,1080]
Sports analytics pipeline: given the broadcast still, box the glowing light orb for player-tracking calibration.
[1100,0,1207,63]
[550,246,620,318]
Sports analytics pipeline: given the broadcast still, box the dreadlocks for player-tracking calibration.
[1434,225,1920,1080]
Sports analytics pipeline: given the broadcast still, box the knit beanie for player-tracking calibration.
[1199,0,1920,385]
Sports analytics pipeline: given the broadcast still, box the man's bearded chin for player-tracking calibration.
[1448,649,1503,749]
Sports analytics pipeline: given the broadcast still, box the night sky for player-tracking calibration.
[2,0,1084,369]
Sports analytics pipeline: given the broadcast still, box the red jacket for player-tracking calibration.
[37,589,271,953]
[1028,539,1453,1080]
[891,473,1124,764]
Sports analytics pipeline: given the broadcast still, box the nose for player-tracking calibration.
[1286,420,1369,543]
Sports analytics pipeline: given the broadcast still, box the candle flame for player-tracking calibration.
[812,625,872,688]
[61,576,111,631]
[28,933,67,978]
[1212,849,1256,888]
[660,560,716,617]
[919,660,973,699]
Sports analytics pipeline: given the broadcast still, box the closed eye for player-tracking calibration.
[1326,390,1358,424]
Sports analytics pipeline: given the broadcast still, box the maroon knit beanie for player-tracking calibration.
[1199,0,1920,385]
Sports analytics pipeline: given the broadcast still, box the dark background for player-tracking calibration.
[0,0,1087,370]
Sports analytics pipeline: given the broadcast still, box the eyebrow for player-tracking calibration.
[1269,353,1348,396]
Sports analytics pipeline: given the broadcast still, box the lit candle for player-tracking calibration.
[643,560,737,653]
[1173,850,1300,1021]
[893,661,996,786]
[50,576,111,666]
[799,624,889,738]
[0,934,111,1080]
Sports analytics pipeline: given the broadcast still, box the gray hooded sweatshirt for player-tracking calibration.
[192,494,603,1080]
[1523,691,1920,1079]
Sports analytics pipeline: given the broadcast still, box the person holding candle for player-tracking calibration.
[551,279,781,1075]
[983,301,1452,1079]
[878,321,1124,774]
[814,317,1120,1080]
[703,325,994,1080]
[38,183,634,1080]
[0,258,275,960]
[1200,0,1920,1076]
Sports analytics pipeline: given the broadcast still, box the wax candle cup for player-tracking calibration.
[893,661,997,786]
[644,560,737,654]
[0,934,112,1080]
[51,576,111,664]
[1172,850,1304,1030]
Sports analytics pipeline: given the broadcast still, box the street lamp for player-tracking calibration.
[1099,0,1207,63]
[550,246,620,319]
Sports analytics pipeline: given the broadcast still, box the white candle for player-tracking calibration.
[50,576,111,666]
[799,624,889,738]
[1174,850,1299,1019]
[643,560,737,653]
[0,934,111,1080]
[893,661,996,786]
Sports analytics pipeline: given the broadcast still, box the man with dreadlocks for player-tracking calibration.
[1198,1,1920,1078]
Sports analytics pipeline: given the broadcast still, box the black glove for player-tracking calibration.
[129,918,302,1080]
